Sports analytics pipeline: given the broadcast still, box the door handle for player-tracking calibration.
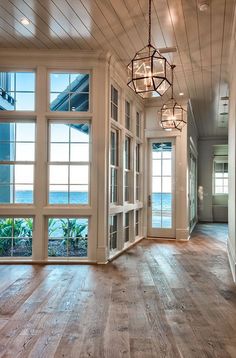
[148,195,152,207]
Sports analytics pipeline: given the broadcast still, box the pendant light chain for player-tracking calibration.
[148,0,152,46]
[127,0,172,98]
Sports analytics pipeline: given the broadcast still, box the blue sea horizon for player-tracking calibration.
[15,191,88,204]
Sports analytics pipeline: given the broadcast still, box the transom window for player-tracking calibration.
[0,72,35,111]
[48,217,88,257]
[48,122,90,205]
[125,100,131,129]
[111,85,118,121]
[50,73,89,112]
[214,162,228,194]
[0,121,35,204]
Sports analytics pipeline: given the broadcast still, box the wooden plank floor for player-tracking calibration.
[0,223,235,357]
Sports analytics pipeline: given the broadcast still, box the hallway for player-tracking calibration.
[0,224,235,357]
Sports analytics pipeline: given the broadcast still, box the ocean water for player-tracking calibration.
[15,191,88,204]
[14,191,172,228]
[152,193,172,228]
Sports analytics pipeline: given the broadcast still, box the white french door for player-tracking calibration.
[148,139,175,238]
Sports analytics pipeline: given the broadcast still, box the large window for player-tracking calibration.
[111,85,118,121]
[214,162,228,194]
[50,73,89,112]
[0,121,35,204]
[0,217,33,257]
[0,72,35,111]
[109,215,118,251]
[124,136,131,202]
[48,218,88,257]
[48,122,90,205]
[110,128,119,204]
[125,100,131,130]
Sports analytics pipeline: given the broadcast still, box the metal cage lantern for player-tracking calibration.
[127,44,172,98]
[160,65,187,131]
[160,98,186,131]
[127,0,172,98]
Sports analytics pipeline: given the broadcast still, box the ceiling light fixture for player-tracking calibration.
[160,65,187,131]
[20,17,30,26]
[179,92,184,96]
[127,0,172,98]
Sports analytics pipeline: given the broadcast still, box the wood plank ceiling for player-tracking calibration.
[0,0,235,137]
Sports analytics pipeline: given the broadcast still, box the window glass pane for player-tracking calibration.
[69,185,88,204]
[162,177,171,193]
[152,177,161,193]
[15,165,33,184]
[70,93,89,112]
[50,73,89,112]
[48,217,88,257]
[15,93,35,111]
[0,184,13,203]
[71,125,89,142]
[215,179,223,187]
[70,165,89,185]
[50,123,69,142]
[49,165,68,184]
[50,143,69,162]
[16,123,35,142]
[15,73,35,92]
[15,185,33,203]
[48,122,90,205]
[0,72,35,111]
[49,185,68,204]
[50,74,70,93]
[162,160,171,176]
[70,143,89,162]
[215,187,223,194]
[16,143,35,161]
[0,143,15,161]
[153,160,161,176]
[0,123,14,141]
[0,217,33,257]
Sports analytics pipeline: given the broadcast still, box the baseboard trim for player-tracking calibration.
[176,228,190,241]
[227,240,236,283]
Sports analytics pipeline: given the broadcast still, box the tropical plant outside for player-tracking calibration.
[48,218,88,257]
[0,218,33,256]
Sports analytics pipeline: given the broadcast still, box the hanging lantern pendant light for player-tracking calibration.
[127,0,172,98]
[160,65,187,131]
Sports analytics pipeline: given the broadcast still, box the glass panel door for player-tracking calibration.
[148,139,175,238]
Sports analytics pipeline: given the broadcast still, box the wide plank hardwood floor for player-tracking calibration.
[0,223,236,357]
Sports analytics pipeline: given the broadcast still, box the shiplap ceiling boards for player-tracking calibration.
[0,0,234,137]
